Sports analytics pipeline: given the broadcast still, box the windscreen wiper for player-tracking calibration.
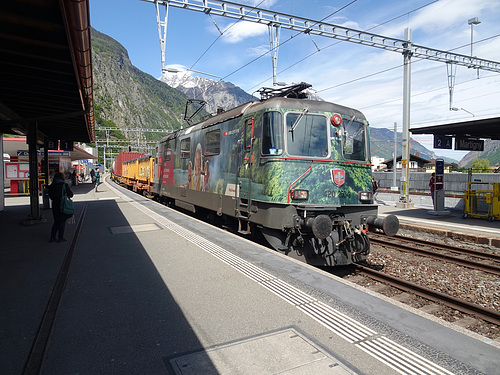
[289,107,309,133]
[289,107,309,142]
[346,115,355,130]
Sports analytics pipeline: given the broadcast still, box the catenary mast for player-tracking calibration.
[143,0,500,206]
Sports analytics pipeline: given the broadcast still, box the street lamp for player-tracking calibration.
[468,17,481,56]
[468,17,481,78]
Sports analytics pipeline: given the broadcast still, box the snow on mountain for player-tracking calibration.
[159,72,258,114]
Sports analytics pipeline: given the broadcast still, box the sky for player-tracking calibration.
[90,0,500,162]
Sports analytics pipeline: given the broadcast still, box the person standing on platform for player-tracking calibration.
[429,172,436,206]
[372,176,378,200]
[71,170,77,186]
[94,167,101,192]
[48,172,73,243]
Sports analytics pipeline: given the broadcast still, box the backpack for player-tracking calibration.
[60,184,74,215]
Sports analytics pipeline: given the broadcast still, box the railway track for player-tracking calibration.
[353,263,500,326]
[368,233,500,276]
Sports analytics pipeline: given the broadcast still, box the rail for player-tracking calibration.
[369,233,500,276]
[354,263,500,326]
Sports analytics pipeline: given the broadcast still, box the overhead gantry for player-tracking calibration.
[143,0,500,206]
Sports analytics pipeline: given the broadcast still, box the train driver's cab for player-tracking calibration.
[262,109,368,163]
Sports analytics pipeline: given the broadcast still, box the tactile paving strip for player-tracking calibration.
[111,186,455,375]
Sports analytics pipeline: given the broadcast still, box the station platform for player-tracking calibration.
[375,192,500,249]
[1,179,499,375]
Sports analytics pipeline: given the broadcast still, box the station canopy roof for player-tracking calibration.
[411,117,500,140]
[0,0,95,143]
[3,137,96,162]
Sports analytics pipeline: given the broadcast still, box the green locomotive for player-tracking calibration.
[151,83,398,266]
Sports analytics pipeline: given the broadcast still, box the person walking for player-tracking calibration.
[48,172,74,243]
[71,170,77,186]
[94,167,101,192]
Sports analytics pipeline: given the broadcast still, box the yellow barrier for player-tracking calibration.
[464,182,500,221]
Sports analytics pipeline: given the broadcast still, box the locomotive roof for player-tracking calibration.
[246,97,366,121]
[158,101,256,142]
[158,97,367,143]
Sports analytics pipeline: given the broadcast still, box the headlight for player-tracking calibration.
[358,191,372,202]
[291,189,309,201]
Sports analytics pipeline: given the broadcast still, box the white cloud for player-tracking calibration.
[377,0,500,42]
[222,21,268,43]
[247,44,271,58]
[410,0,498,32]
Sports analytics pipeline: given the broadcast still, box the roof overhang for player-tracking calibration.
[3,137,97,161]
[411,117,500,140]
[0,0,95,143]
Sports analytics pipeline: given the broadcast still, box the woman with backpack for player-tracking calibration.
[48,172,74,243]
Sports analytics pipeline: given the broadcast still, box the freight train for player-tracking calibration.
[111,83,398,266]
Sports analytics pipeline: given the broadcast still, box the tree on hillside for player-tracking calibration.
[470,158,491,173]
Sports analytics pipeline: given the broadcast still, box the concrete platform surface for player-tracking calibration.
[1,179,499,375]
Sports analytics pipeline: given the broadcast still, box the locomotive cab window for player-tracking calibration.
[342,118,367,161]
[286,112,328,158]
[262,111,283,155]
[164,140,172,161]
[204,129,221,156]
[180,138,191,159]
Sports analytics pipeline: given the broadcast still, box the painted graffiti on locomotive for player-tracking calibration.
[158,105,372,210]
[250,108,372,206]
[168,116,242,198]
[160,140,174,187]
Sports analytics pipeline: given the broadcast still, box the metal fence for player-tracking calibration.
[373,171,498,194]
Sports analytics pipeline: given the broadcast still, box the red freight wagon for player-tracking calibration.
[111,152,144,179]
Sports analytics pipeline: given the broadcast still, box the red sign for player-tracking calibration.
[331,169,345,187]
[5,162,30,179]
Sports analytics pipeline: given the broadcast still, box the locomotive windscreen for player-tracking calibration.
[286,113,328,158]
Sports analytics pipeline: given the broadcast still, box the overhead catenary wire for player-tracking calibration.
[198,0,360,94]
[247,0,441,92]
[361,72,499,111]
[159,0,499,120]
[188,0,267,71]
[317,33,500,94]
[365,76,500,120]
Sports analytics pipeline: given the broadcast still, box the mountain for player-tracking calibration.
[369,128,458,164]
[90,28,465,166]
[459,140,500,168]
[158,73,457,163]
[91,28,187,145]
[159,72,258,114]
